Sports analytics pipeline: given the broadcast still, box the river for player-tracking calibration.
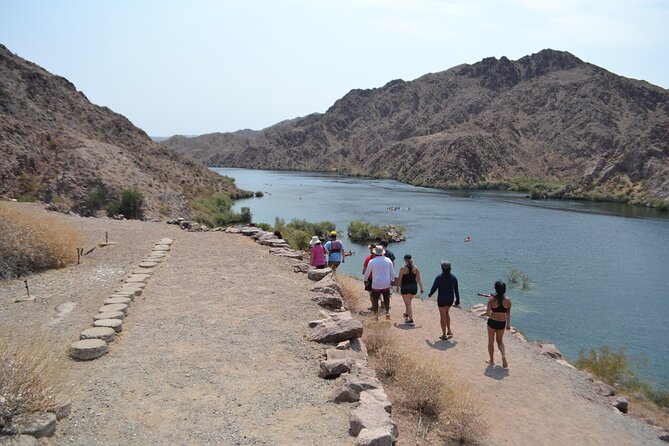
[214,167,669,389]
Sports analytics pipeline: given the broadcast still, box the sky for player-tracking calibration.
[1,0,667,136]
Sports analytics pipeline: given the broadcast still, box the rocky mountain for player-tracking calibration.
[0,44,242,219]
[163,49,669,207]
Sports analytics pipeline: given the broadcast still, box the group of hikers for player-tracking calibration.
[309,232,513,368]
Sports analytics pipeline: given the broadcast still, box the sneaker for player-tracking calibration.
[406,319,415,326]
[385,313,391,320]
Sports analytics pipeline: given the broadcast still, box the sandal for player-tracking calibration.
[439,334,449,341]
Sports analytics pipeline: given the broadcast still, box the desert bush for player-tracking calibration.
[190,193,249,227]
[81,186,107,215]
[0,204,84,279]
[0,324,71,426]
[107,188,143,219]
[364,321,487,444]
[254,222,273,231]
[347,220,405,244]
[240,207,252,224]
[274,217,336,250]
[337,274,364,313]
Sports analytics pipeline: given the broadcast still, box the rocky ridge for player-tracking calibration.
[0,44,242,219]
[163,49,669,207]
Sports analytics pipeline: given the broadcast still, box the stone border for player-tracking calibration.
[229,226,399,445]
[68,237,174,361]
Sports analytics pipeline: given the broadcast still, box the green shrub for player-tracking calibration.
[347,220,405,243]
[508,269,531,290]
[240,207,252,224]
[191,193,247,227]
[107,188,143,219]
[81,186,107,215]
[274,217,336,250]
[255,191,264,198]
[254,222,273,231]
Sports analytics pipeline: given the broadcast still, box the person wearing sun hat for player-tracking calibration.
[363,245,395,320]
[324,231,345,271]
[309,236,327,269]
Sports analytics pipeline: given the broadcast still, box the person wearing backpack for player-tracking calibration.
[324,231,345,271]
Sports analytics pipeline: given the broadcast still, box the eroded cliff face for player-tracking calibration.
[164,49,669,206]
[0,44,239,218]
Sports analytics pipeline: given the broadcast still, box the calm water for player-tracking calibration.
[215,168,669,388]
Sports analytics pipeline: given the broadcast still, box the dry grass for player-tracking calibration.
[337,274,364,313]
[0,203,84,279]
[0,324,71,426]
[364,321,488,445]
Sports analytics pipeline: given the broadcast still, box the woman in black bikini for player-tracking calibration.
[396,254,424,325]
[485,281,512,368]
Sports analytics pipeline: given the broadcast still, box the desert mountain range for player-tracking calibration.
[0,44,242,219]
[163,49,669,207]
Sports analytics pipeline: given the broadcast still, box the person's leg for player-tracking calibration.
[382,290,391,319]
[402,294,413,321]
[496,329,507,368]
[487,325,496,364]
[371,290,380,319]
[445,306,452,335]
[438,306,447,337]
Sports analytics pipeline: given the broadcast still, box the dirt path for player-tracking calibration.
[1,204,352,445]
[379,293,664,445]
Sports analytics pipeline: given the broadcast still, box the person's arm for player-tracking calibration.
[454,277,460,307]
[506,299,512,330]
[428,276,439,297]
[415,267,424,293]
[389,261,396,287]
[363,261,372,281]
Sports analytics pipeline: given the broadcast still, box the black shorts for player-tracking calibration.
[371,288,391,300]
[400,284,418,295]
[437,297,454,307]
[328,261,341,268]
[487,318,506,330]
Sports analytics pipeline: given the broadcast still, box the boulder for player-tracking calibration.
[125,274,149,283]
[103,297,131,305]
[109,292,135,301]
[158,238,174,245]
[0,435,40,445]
[70,339,108,360]
[319,358,353,378]
[657,429,669,442]
[258,233,278,242]
[152,245,170,251]
[308,267,333,281]
[94,311,125,321]
[312,294,344,309]
[360,388,392,414]
[308,319,326,328]
[537,343,563,359]
[274,251,304,260]
[139,261,158,268]
[80,327,116,342]
[308,318,363,343]
[132,268,154,275]
[225,227,242,233]
[612,396,629,413]
[94,318,123,333]
[594,380,615,397]
[6,412,56,438]
[336,340,351,350]
[332,376,382,403]
[293,263,310,273]
[267,238,288,247]
[355,427,394,446]
[310,279,343,296]
[98,303,128,314]
[349,403,398,438]
[240,226,262,235]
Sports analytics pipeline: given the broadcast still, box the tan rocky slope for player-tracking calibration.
[0,44,241,219]
[163,49,669,207]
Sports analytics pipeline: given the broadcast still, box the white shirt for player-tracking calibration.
[363,255,395,290]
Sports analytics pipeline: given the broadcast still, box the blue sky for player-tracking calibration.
[1,0,667,136]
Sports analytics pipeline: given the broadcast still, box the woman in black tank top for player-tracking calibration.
[484,281,512,368]
[396,254,424,325]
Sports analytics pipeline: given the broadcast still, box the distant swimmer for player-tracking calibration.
[465,236,472,243]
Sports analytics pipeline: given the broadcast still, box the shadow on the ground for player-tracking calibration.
[393,323,423,330]
[425,339,458,351]
[484,364,510,380]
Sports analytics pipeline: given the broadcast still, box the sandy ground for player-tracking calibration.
[1,204,352,445]
[0,203,665,445]
[370,289,665,445]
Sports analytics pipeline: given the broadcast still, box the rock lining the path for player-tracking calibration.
[80,327,116,342]
[98,303,128,314]
[70,339,108,360]
[308,267,333,281]
[308,318,363,343]
[93,318,123,333]
[94,311,124,320]
[103,297,131,305]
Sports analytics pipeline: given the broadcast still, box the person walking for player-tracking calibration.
[309,236,327,269]
[396,254,424,325]
[379,240,395,264]
[324,231,345,271]
[428,261,460,340]
[363,245,395,320]
[363,243,377,310]
[484,281,512,368]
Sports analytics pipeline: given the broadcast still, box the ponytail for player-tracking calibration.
[494,281,506,306]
